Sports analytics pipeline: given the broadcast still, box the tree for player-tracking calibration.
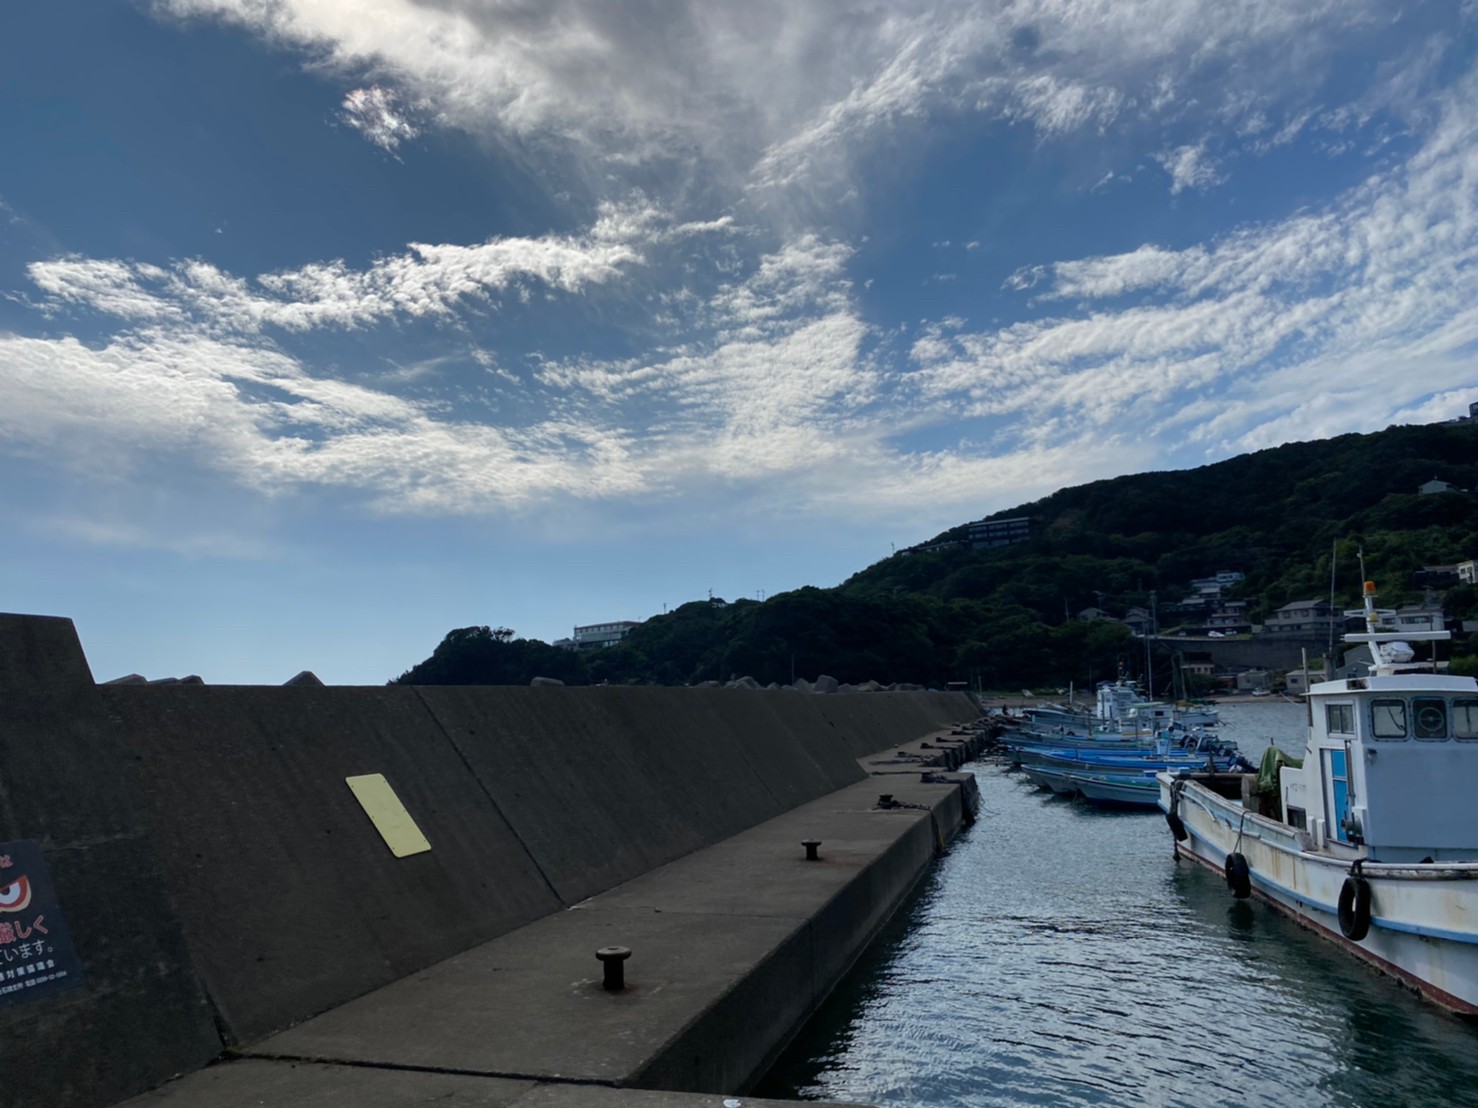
[393,626,587,685]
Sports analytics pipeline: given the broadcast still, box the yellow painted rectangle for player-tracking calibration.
[345,774,431,858]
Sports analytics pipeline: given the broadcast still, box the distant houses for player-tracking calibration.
[967,516,1032,549]
[1263,599,1338,638]
[899,515,1033,556]
[556,620,640,651]
[1165,570,1250,635]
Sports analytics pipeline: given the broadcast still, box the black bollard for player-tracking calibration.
[596,945,632,991]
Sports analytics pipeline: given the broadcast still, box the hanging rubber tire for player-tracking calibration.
[1225,852,1252,899]
[1165,810,1188,842]
[1338,876,1372,941]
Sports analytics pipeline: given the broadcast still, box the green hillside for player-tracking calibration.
[395,421,1478,689]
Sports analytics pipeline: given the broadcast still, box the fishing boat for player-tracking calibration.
[996,678,1219,744]
[1070,768,1164,808]
[1159,579,1478,1014]
[1022,764,1184,810]
[1020,765,1081,796]
[1005,724,1245,772]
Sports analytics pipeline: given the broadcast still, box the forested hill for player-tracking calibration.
[845,421,1478,606]
[395,420,1478,689]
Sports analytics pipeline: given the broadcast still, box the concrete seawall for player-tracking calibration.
[0,613,984,1108]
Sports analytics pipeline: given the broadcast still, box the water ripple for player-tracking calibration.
[759,702,1478,1107]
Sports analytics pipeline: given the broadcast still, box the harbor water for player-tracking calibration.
[758,700,1478,1106]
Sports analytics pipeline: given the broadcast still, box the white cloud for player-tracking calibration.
[1155,141,1224,194]
[12,6,1478,543]
[0,327,646,511]
[152,0,1394,204]
[26,203,682,333]
[340,85,419,151]
[910,68,1478,460]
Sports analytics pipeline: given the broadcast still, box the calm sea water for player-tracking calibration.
[758,701,1478,1107]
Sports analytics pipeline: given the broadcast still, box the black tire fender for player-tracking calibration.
[1225,852,1252,899]
[1165,810,1189,842]
[1338,875,1373,941]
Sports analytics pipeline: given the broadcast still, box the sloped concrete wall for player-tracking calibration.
[0,616,220,1108]
[417,686,867,905]
[100,685,566,1046]
[0,611,976,1104]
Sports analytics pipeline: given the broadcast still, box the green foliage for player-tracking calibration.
[393,626,588,685]
[1450,655,1478,679]
[393,422,1478,688]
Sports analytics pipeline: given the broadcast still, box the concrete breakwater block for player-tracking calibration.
[0,615,221,1108]
[0,608,978,1107]
[414,685,867,906]
[101,684,564,1046]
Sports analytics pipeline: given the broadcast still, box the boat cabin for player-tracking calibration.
[1281,593,1478,863]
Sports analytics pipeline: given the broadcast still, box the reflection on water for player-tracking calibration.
[757,702,1478,1106]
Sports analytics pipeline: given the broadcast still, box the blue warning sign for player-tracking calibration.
[0,840,84,1007]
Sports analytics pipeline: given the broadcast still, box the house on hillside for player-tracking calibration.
[1459,560,1477,586]
[1286,661,1328,695]
[1419,477,1463,495]
[968,516,1032,548]
[1205,599,1251,635]
[569,621,640,650]
[1121,606,1152,636]
[1416,564,1462,587]
[1263,599,1338,637]
[1190,570,1245,597]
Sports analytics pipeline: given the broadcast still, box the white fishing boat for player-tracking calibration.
[1159,579,1478,1014]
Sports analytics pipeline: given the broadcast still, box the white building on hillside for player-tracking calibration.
[571,621,640,650]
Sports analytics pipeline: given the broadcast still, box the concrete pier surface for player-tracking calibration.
[117,766,977,1106]
[0,612,986,1108]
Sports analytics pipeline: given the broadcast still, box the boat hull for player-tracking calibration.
[1071,774,1159,809]
[1161,775,1478,1015]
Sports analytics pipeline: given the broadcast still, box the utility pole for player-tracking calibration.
[1146,590,1157,696]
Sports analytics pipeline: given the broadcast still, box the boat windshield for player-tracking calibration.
[1371,699,1407,739]
[1454,699,1478,740]
[1414,698,1448,741]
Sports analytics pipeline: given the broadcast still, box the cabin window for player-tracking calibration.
[1325,704,1355,734]
[1287,806,1307,830]
[1370,699,1408,739]
[1455,700,1478,740]
[1413,698,1448,741]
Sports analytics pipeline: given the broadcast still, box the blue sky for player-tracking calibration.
[3,1,1477,683]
